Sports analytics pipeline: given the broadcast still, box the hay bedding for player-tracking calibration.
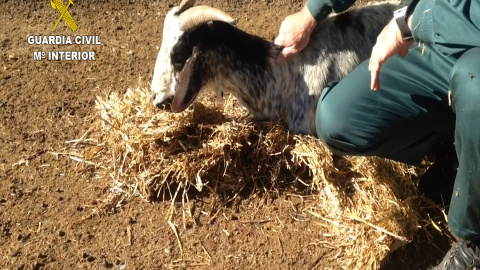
[86,86,426,269]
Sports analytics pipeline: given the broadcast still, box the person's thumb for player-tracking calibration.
[398,44,409,57]
[274,35,283,46]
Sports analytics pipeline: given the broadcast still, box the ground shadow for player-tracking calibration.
[148,98,457,269]
[147,99,315,206]
[381,202,456,270]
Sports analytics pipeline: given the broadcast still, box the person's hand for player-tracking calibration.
[274,5,317,64]
[368,19,414,91]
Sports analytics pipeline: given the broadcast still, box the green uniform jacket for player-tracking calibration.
[307,0,480,57]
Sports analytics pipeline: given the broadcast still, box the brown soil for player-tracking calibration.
[0,1,452,269]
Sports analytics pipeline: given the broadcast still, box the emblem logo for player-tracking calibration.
[51,0,77,32]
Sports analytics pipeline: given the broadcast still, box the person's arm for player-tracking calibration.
[369,0,480,91]
[274,0,356,64]
[306,0,355,21]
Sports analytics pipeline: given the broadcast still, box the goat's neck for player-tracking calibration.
[191,21,316,133]
[204,48,290,122]
[190,22,287,120]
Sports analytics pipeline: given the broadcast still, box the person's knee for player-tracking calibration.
[315,99,344,151]
[315,92,376,155]
[450,47,480,108]
[316,82,340,148]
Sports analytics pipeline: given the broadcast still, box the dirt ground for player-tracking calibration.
[0,1,453,269]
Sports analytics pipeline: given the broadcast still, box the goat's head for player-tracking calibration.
[151,0,236,111]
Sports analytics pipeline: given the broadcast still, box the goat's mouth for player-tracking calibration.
[152,90,175,110]
[154,96,173,110]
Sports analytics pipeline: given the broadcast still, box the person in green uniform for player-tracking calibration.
[275,0,480,269]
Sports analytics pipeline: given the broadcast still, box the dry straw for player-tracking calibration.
[88,86,427,269]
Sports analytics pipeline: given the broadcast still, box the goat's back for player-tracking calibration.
[280,2,396,134]
[300,2,396,83]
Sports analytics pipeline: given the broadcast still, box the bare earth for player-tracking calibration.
[0,1,452,269]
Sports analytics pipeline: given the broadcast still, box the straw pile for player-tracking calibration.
[88,86,426,269]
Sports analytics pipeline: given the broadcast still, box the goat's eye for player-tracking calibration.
[171,51,190,74]
[170,35,192,68]
[173,62,184,74]
[170,53,183,64]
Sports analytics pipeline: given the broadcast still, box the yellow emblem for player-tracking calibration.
[51,0,77,32]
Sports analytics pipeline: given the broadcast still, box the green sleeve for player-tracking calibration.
[412,0,480,57]
[306,0,356,22]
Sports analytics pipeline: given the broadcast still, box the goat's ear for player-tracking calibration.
[172,46,204,113]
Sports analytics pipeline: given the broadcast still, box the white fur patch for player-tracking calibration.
[151,7,184,106]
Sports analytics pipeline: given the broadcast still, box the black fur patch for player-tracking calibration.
[172,21,273,73]
[190,21,272,69]
[333,12,365,35]
[171,34,193,75]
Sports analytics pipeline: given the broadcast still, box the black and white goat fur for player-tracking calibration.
[151,0,396,134]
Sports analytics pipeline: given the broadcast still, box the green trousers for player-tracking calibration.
[315,45,480,240]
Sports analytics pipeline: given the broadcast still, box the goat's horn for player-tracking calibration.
[179,6,236,31]
[176,0,195,15]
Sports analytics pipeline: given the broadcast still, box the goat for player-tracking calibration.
[151,0,396,134]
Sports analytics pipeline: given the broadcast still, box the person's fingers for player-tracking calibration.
[274,33,288,64]
[277,51,287,64]
[368,46,377,88]
[372,70,380,90]
[277,46,298,64]
[284,46,297,57]
[370,65,378,90]
[369,56,381,91]
[368,55,374,71]
[398,45,409,57]
[274,35,284,47]
[369,44,389,90]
